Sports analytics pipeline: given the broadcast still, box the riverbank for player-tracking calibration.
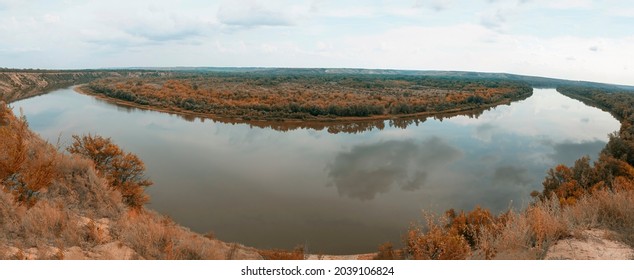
[0,70,165,103]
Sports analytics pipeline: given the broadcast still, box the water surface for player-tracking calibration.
[11,88,619,254]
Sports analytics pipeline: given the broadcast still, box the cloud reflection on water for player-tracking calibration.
[327,137,462,200]
[549,140,606,165]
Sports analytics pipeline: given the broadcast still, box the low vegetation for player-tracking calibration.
[259,246,305,260]
[67,135,152,210]
[81,73,532,121]
[0,109,57,207]
[396,187,634,260]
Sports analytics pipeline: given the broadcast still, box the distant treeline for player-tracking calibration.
[84,73,532,121]
[557,86,634,123]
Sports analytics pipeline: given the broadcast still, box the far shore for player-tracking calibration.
[73,84,532,126]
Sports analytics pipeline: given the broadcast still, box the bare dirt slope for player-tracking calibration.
[546,229,634,260]
[1,71,104,102]
[0,214,263,260]
[0,70,166,103]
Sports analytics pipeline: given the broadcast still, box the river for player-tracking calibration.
[11,87,620,254]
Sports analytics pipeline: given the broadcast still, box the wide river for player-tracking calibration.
[11,87,620,254]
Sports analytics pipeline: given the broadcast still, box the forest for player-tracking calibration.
[81,73,532,121]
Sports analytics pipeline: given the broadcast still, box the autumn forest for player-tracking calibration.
[81,73,532,121]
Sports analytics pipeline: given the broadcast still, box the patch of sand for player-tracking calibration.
[545,229,634,260]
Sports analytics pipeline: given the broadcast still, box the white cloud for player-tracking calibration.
[480,9,507,31]
[605,7,634,17]
[43,13,60,23]
[543,0,593,9]
[415,0,453,11]
[217,0,303,27]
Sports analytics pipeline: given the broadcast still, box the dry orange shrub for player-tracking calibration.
[405,214,471,260]
[67,134,152,210]
[373,242,403,260]
[0,103,58,207]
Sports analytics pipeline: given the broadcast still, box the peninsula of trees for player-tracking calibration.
[80,73,532,122]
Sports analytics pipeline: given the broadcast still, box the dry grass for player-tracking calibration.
[0,190,21,235]
[19,201,83,247]
[259,246,305,260]
[373,242,404,260]
[43,153,124,218]
[404,190,634,260]
[562,189,634,247]
[406,214,472,260]
[402,190,634,260]
[471,198,567,259]
[113,210,225,260]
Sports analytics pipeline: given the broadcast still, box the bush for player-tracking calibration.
[0,103,58,206]
[67,134,152,210]
[406,214,471,260]
[445,206,503,248]
[373,242,402,260]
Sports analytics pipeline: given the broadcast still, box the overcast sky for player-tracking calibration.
[0,0,632,85]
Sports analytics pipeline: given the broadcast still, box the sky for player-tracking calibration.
[0,0,633,85]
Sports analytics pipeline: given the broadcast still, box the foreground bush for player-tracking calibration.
[67,134,152,210]
[400,189,634,260]
[406,215,471,260]
[0,103,58,206]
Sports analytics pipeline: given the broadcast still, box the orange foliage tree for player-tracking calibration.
[0,103,57,206]
[539,154,634,206]
[67,134,152,210]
